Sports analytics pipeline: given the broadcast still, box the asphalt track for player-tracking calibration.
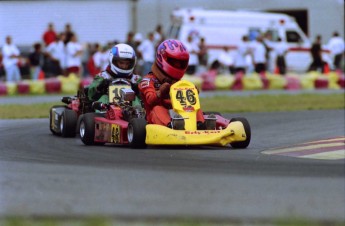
[0,109,344,223]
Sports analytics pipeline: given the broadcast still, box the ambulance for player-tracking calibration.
[167,8,331,73]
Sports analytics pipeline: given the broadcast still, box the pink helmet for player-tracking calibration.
[155,39,189,80]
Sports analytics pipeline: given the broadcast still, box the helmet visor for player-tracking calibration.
[166,56,188,70]
[112,57,135,70]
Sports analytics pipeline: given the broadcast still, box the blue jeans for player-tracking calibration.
[5,64,21,82]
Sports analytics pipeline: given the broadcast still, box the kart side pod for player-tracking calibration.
[145,121,247,146]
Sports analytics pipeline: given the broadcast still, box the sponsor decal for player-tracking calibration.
[111,124,121,143]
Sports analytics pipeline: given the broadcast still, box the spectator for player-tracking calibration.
[308,35,324,72]
[153,24,165,48]
[64,23,75,45]
[126,31,136,49]
[45,32,66,76]
[184,35,200,75]
[28,43,44,80]
[251,35,267,74]
[234,35,250,74]
[137,32,155,75]
[133,32,144,75]
[42,23,57,47]
[65,33,83,76]
[198,37,208,72]
[274,37,289,75]
[263,31,274,72]
[1,36,21,82]
[327,31,345,71]
[217,46,235,74]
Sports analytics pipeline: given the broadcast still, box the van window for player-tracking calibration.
[168,25,181,39]
[286,30,302,43]
[265,29,279,42]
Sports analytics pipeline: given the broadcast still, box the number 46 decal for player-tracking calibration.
[175,89,196,106]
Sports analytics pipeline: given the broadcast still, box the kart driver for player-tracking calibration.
[138,39,215,130]
[88,43,141,105]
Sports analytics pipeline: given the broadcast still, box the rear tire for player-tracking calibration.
[79,113,97,145]
[61,109,78,137]
[127,118,147,149]
[230,117,251,149]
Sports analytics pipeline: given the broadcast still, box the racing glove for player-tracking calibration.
[157,82,171,99]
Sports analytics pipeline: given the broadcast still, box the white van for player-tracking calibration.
[167,8,331,73]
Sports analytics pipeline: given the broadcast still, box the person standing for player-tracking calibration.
[327,31,345,71]
[234,35,250,74]
[137,32,155,75]
[1,36,21,82]
[42,23,57,47]
[125,31,135,49]
[274,37,289,75]
[63,23,75,45]
[217,46,235,74]
[198,37,208,72]
[184,35,200,75]
[65,33,83,76]
[251,35,267,74]
[308,35,324,72]
[153,24,165,48]
[28,43,44,80]
[45,32,66,76]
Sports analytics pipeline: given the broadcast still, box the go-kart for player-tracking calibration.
[49,86,93,137]
[79,79,145,145]
[127,80,251,149]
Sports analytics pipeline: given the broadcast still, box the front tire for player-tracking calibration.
[127,118,147,149]
[60,109,78,137]
[230,117,251,149]
[79,113,97,145]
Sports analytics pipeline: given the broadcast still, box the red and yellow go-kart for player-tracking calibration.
[127,80,251,149]
[79,79,250,149]
[79,79,145,145]
[49,87,92,137]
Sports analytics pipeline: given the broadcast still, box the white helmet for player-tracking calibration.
[109,43,137,78]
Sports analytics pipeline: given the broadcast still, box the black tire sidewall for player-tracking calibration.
[128,118,147,149]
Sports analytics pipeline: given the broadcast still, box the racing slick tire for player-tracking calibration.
[49,105,65,136]
[127,118,147,149]
[79,113,104,145]
[60,109,78,137]
[229,117,251,149]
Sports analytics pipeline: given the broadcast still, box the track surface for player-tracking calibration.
[0,110,344,222]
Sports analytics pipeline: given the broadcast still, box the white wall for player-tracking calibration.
[0,0,343,47]
[0,0,131,46]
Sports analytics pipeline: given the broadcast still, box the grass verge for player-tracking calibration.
[0,93,344,119]
[1,216,344,226]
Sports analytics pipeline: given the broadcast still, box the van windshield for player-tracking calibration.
[286,30,302,43]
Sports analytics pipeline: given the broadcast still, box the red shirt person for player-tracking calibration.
[42,23,57,47]
[138,39,207,130]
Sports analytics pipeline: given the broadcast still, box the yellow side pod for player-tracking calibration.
[145,121,246,146]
